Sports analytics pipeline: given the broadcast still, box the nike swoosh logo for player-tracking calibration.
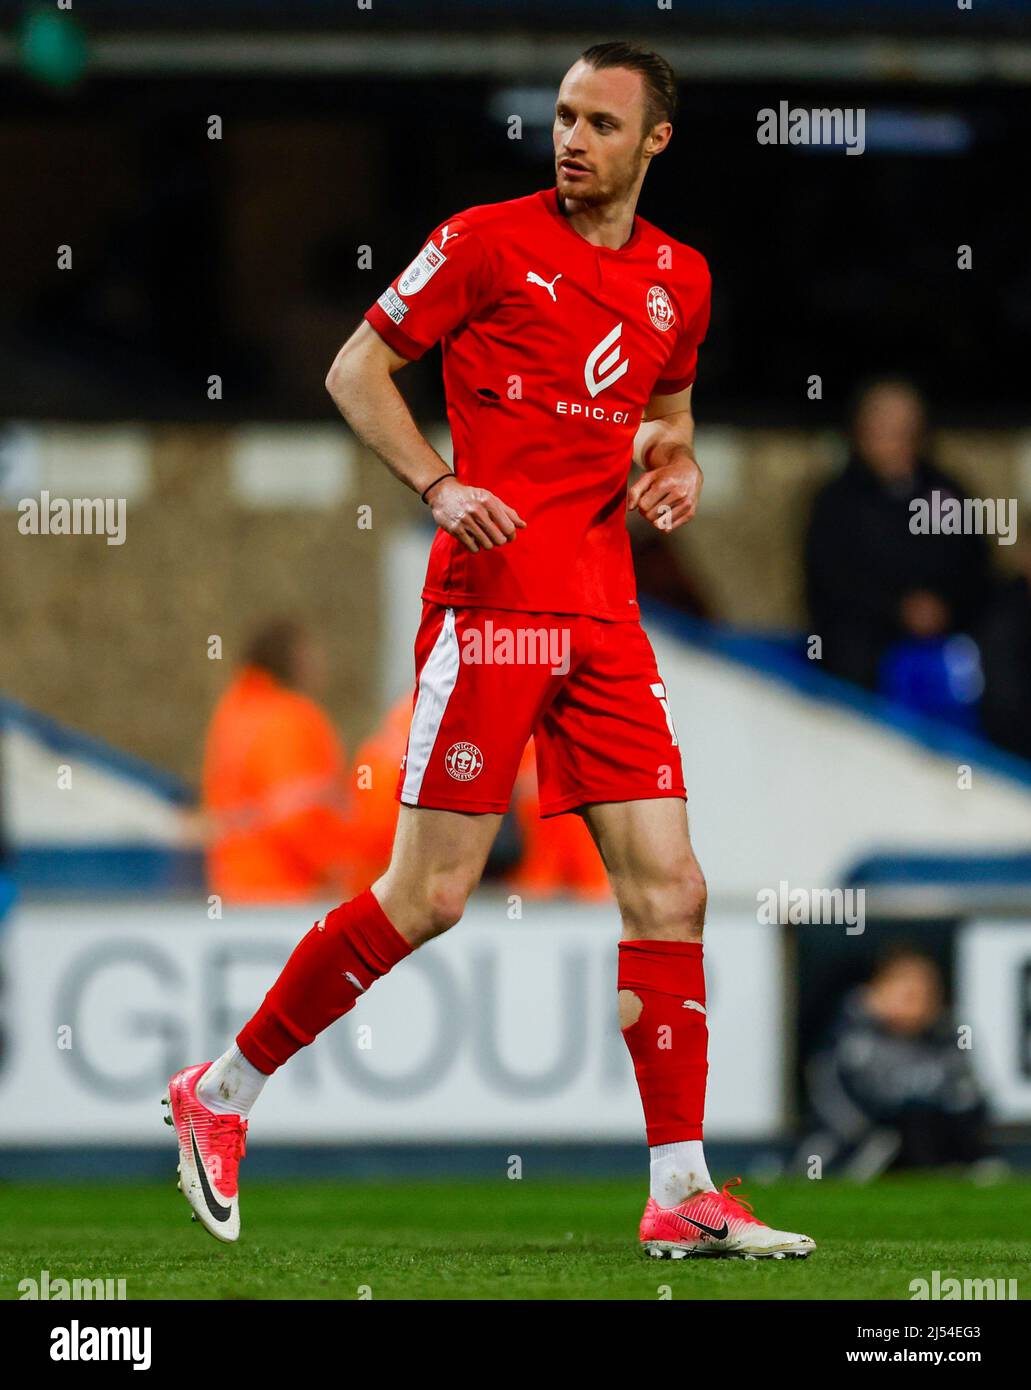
[672,1212,729,1239]
[190,1121,232,1222]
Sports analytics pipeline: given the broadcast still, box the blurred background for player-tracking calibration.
[2,0,1031,1186]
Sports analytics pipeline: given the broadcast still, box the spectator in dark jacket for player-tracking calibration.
[805,379,992,689]
[797,947,992,1180]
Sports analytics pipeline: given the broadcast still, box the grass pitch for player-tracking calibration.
[1,1175,1027,1300]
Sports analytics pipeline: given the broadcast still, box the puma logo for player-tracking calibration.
[439,224,459,247]
[526,270,562,302]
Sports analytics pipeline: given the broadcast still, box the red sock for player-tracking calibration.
[618,939,708,1144]
[236,888,412,1074]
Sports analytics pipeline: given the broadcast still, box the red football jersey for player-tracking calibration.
[364,187,711,620]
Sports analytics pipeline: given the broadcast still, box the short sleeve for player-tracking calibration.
[652,269,712,396]
[364,215,491,361]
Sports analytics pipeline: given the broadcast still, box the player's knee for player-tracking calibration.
[374,859,480,946]
[670,858,706,937]
[420,873,474,939]
[620,857,706,941]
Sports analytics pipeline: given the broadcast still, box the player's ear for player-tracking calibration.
[647,122,672,157]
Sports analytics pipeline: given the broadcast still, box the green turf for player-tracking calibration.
[1,1175,1027,1300]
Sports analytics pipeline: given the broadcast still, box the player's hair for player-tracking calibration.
[580,41,679,133]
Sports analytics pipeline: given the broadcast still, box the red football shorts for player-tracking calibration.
[396,603,686,816]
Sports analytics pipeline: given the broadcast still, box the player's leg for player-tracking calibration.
[583,795,714,1203]
[372,803,503,944]
[164,804,500,1241]
[207,804,499,1082]
[584,794,814,1258]
[537,617,813,1257]
[230,802,501,1084]
[166,600,552,1242]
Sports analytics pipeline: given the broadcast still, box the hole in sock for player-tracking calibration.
[618,989,643,1030]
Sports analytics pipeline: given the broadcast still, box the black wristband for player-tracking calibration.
[421,472,453,504]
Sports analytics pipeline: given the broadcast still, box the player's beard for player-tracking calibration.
[556,137,649,211]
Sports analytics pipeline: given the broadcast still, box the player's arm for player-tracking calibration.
[325,322,525,553]
[627,384,702,532]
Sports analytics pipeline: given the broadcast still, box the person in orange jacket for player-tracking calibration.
[202,619,352,903]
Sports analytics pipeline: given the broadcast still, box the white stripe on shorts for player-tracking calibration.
[401,607,460,805]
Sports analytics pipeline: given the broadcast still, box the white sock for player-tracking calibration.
[650,1141,716,1208]
[196,1045,267,1118]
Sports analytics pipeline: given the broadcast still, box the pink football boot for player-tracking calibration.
[640,1177,815,1259]
[162,1063,248,1243]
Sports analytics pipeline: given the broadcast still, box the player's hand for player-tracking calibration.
[627,454,703,532]
[428,477,527,553]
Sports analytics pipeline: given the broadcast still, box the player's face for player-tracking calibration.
[553,61,667,207]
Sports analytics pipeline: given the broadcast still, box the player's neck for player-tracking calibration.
[556,190,640,251]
